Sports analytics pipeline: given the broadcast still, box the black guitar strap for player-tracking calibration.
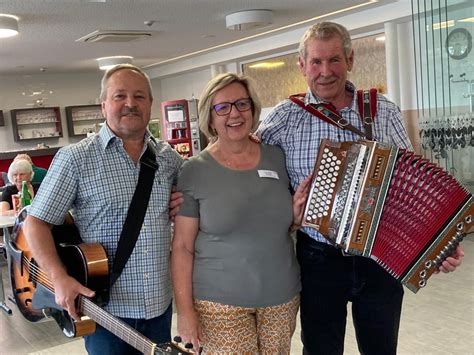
[110,141,158,287]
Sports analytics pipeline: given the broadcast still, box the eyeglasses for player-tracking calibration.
[212,98,252,116]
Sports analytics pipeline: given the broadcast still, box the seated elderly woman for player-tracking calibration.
[0,159,39,212]
[14,154,48,184]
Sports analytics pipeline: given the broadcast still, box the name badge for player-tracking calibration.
[258,170,279,179]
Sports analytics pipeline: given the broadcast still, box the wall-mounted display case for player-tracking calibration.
[10,107,63,142]
[65,104,104,137]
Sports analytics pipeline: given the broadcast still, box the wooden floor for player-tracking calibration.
[1,237,473,355]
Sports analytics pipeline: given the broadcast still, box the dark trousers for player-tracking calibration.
[296,231,404,355]
[84,303,172,355]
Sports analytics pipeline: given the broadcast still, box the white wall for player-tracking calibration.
[0,72,102,151]
[145,0,416,114]
[157,68,212,103]
[0,71,169,150]
[0,0,417,151]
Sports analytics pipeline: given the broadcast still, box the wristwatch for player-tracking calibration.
[445,28,472,60]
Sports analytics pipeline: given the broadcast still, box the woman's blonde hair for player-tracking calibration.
[198,73,262,138]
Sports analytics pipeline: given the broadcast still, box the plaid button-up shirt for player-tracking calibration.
[29,124,183,318]
[257,81,412,243]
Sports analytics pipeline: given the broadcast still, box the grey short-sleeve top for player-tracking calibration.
[177,143,301,308]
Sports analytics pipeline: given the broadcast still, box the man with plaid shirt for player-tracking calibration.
[257,22,464,355]
[25,64,183,355]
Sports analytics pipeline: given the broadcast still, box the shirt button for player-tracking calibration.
[144,273,149,279]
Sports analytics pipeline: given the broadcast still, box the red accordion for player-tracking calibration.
[302,139,473,293]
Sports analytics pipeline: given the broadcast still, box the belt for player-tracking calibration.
[297,230,353,257]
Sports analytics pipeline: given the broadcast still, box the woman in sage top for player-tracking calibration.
[171,73,310,354]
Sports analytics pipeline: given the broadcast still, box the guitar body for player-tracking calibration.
[8,207,109,337]
[8,208,191,354]
[8,208,43,322]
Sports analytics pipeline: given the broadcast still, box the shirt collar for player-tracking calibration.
[98,123,154,152]
[305,80,357,111]
[98,123,116,149]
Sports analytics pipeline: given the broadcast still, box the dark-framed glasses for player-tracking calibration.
[212,98,253,116]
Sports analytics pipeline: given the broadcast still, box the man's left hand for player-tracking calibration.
[169,187,184,221]
[438,244,464,273]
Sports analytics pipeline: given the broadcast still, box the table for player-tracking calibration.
[0,212,16,315]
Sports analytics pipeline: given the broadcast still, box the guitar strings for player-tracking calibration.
[19,255,160,355]
[22,255,54,291]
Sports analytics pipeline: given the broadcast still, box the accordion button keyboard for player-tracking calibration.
[304,148,344,226]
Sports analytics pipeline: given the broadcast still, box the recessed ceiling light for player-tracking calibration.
[96,56,133,70]
[0,14,19,38]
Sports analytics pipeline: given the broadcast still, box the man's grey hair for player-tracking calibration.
[99,64,153,101]
[298,22,352,60]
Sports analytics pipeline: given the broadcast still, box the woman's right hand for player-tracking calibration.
[177,309,203,353]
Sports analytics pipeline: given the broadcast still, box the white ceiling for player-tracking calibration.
[0,0,396,76]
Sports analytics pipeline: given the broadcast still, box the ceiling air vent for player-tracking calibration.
[76,30,152,43]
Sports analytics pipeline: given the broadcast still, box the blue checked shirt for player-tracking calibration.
[257,81,412,244]
[29,124,183,319]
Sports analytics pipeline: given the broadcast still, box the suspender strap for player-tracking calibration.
[290,90,377,140]
[289,93,367,138]
[110,141,158,286]
[356,89,377,140]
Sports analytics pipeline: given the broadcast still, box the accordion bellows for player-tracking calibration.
[303,139,473,293]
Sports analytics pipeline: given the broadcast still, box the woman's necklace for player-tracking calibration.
[215,141,259,170]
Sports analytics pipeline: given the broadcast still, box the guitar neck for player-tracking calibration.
[79,297,164,355]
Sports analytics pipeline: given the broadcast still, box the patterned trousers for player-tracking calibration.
[194,295,299,354]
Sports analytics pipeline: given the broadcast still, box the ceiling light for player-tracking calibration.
[0,14,19,38]
[459,17,474,23]
[375,36,385,41]
[145,1,378,68]
[226,9,273,31]
[248,61,285,69]
[431,20,454,30]
[96,56,133,70]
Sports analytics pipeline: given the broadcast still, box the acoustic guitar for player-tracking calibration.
[7,208,191,354]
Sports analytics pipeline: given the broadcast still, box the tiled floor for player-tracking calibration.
[1,238,473,355]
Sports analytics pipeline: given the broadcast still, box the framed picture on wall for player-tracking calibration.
[148,119,161,139]
[0,110,4,127]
